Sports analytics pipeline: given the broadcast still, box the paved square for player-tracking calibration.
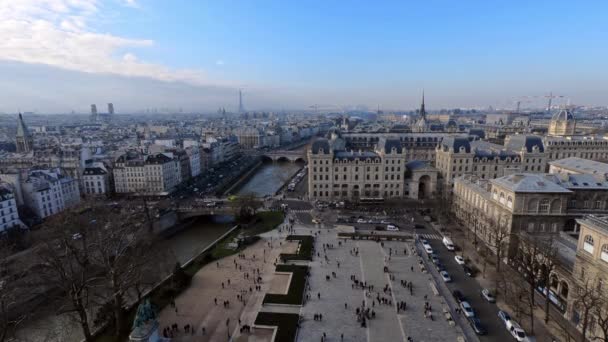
[297,225,465,342]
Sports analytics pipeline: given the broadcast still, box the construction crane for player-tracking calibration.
[544,92,565,113]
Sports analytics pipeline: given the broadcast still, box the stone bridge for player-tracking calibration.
[175,204,239,219]
[262,150,307,163]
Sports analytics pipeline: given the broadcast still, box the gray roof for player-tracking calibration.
[553,174,608,190]
[334,151,379,161]
[377,137,402,154]
[311,138,331,154]
[468,128,485,139]
[406,160,431,171]
[491,173,572,193]
[549,157,608,177]
[505,135,544,153]
[441,136,471,153]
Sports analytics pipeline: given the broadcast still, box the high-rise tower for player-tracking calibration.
[90,104,98,122]
[238,89,245,113]
[15,113,33,153]
[107,103,114,115]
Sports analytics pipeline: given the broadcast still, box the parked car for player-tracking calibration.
[356,218,366,223]
[386,224,399,231]
[460,301,475,318]
[312,218,321,224]
[380,220,391,224]
[440,270,452,282]
[481,289,496,303]
[430,253,439,264]
[454,255,465,265]
[435,262,445,272]
[424,245,433,254]
[452,290,465,303]
[468,317,487,335]
[498,310,512,328]
[509,322,528,341]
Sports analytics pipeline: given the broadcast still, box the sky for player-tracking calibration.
[1,0,608,113]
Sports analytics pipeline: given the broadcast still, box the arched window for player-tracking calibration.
[601,244,608,263]
[584,235,595,254]
[539,199,550,213]
[499,192,506,205]
[560,281,569,299]
[507,196,513,209]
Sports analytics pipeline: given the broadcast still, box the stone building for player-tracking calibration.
[307,130,406,201]
[0,183,24,231]
[452,173,608,258]
[113,151,181,196]
[436,135,546,188]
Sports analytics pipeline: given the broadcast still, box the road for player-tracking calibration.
[412,216,515,342]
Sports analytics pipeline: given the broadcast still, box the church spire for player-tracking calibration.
[15,113,33,153]
[419,89,426,118]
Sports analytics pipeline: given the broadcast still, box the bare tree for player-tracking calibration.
[0,238,29,342]
[593,297,608,342]
[35,207,102,342]
[572,276,603,342]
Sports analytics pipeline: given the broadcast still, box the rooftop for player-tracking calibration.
[549,157,608,177]
[577,215,608,235]
[491,173,572,193]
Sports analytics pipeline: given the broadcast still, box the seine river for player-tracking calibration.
[236,161,303,197]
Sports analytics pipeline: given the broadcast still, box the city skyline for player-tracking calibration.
[2,0,608,113]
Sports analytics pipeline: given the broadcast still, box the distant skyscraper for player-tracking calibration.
[238,89,245,113]
[15,113,33,153]
[91,104,98,122]
[107,103,114,115]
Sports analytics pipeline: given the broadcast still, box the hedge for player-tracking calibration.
[279,235,314,261]
[263,264,308,305]
[254,312,300,342]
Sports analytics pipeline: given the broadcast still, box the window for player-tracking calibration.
[583,235,595,254]
[539,199,550,213]
[601,244,608,263]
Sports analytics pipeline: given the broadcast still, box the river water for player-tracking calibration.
[236,161,303,197]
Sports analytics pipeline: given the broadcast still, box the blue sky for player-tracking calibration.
[1,0,607,113]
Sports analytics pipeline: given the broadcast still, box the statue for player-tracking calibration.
[129,299,162,342]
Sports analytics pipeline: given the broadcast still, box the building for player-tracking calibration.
[108,103,114,115]
[15,114,33,153]
[307,130,407,201]
[113,151,181,196]
[0,183,24,232]
[570,215,608,340]
[21,169,81,219]
[91,104,98,122]
[436,135,546,188]
[234,127,263,149]
[185,146,201,178]
[548,108,576,136]
[452,173,608,258]
[82,161,111,196]
[549,157,608,179]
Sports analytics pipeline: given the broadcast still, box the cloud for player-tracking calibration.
[0,0,210,85]
[122,0,139,8]
[216,59,225,66]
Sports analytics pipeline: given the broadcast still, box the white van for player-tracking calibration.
[442,236,455,251]
[386,224,399,231]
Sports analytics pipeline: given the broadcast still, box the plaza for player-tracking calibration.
[157,210,470,342]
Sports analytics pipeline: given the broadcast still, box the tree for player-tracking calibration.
[85,202,159,337]
[572,276,603,342]
[0,239,29,342]
[593,297,608,342]
[35,207,101,342]
[236,193,262,222]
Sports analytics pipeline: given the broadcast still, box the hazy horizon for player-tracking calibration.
[2,1,608,113]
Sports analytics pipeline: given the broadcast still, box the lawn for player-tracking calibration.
[263,264,308,306]
[280,235,314,261]
[254,312,301,342]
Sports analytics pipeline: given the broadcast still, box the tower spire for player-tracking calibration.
[420,89,426,118]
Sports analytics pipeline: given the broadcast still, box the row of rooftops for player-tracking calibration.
[460,172,608,194]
